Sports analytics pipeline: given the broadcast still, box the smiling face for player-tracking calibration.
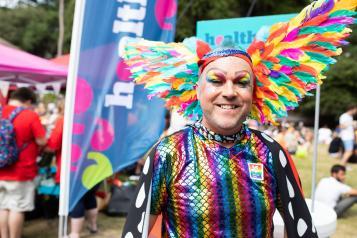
[197,56,254,135]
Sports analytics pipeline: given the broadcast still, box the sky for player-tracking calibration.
[0,0,20,8]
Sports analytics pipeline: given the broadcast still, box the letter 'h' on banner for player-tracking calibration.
[59,0,177,237]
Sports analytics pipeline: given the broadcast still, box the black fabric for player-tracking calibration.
[328,137,343,154]
[252,129,318,238]
[106,184,137,216]
[121,144,157,238]
[70,185,98,218]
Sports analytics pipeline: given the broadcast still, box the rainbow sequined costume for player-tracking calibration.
[151,124,279,237]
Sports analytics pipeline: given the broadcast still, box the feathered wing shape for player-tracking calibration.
[248,0,357,124]
[123,37,210,119]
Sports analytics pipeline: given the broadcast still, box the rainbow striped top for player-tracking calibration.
[151,125,280,237]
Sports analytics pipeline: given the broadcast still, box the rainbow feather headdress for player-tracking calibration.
[123,0,357,124]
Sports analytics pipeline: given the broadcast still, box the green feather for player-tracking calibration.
[306,52,336,65]
[299,25,345,35]
[330,10,356,18]
[277,56,301,67]
[270,74,291,85]
[310,41,337,51]
[294,71,317,84]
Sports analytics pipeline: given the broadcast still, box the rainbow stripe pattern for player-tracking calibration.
[123,0,357,124]
[150,125,279,237]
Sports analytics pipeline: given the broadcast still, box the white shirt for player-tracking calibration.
[339,113,354,141]
[315,177,351,208]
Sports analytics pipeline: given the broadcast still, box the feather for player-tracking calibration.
[247,0,356,124]
[122,37,205,119]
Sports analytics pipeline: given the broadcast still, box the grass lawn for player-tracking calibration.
[294,144,357,238]
[23,144,357,238]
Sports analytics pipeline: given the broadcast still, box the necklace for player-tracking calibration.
[192,121,245,143]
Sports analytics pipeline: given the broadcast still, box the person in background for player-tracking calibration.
[328,130,344,159]
[339,105,357,165]
[68,186,99,238]
[315,164,357,217]
[0,87,46,238]
[46,99,64,188]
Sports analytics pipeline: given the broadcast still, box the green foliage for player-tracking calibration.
[41,92,58,105]
[0,0,73,57]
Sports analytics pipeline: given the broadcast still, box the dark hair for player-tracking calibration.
[330,164,346,174]
[346,104,357,111]
[10,87,37,104]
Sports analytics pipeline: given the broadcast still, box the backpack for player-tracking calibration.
[0,106,25,168]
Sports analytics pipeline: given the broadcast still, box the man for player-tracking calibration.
[121,1,356,237]
[122,49,318,238]
[0,87,46,238]
[315,164,357,217]
[339,105,357,165]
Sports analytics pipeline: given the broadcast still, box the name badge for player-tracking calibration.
[248,163,264,181]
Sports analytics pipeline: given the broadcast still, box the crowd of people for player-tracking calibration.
[0,87,356,238]
[0,87,97,238]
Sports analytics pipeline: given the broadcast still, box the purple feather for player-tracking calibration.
[321,17,355,27]
[339,40,349,45]
[304,0,334,22]
[281,49,303,60]
[284,28,299,42]
[270,70,280,78]
[280,66,293,75]
[169,50,180,57]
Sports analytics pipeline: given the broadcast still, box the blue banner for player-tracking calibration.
[197,14,296,50]
[69,0,177,211]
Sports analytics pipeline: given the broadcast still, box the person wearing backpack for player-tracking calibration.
[0,87,46,238]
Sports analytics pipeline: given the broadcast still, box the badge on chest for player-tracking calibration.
[248,163,264,181]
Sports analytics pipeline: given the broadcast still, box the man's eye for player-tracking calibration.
[236,80,250,86]
[206,76,223,84]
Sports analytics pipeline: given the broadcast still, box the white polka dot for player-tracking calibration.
[286,177,295,198]
[288,202,294,219]
[279,150,287,167]
[261,132,274,142]
[135,183,146,208]
[137,212,145,233]
[312,221,316,233]
[297,218,307,237]
[143,156,150,175]
[124,232,133,238]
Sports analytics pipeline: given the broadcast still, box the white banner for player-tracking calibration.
[16,83,30,88]
[51,82,62,94]
[0,81,10,98]
[35,84,47,94]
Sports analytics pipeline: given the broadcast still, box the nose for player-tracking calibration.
[222,81,236,99]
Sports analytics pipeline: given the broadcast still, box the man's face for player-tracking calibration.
[333,170,346,182]
[197,56,254,135]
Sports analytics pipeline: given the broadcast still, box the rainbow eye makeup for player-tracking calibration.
[206,71,223,84]
[235,72,251,85]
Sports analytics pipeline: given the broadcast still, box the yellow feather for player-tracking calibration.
[270,35,314,57]
[332,0,357,11]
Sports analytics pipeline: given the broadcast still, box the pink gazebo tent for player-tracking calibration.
[0,43,68,85]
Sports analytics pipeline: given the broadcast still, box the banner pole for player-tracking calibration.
[311,84,321,212]
[58,0,86,237]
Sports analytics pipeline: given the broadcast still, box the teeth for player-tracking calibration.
[219,105,237,109]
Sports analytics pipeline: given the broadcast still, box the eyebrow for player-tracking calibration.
[207,68,227,75]
[234,70,252,77]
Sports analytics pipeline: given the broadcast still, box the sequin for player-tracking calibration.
[151,126,279,238]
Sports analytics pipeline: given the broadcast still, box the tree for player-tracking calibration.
[57,0,64,56]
